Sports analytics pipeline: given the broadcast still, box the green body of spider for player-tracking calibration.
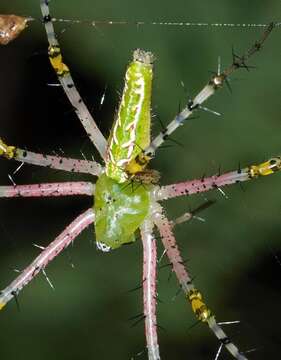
[95,49,155,250]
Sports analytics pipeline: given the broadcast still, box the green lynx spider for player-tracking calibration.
[0,1,279,359]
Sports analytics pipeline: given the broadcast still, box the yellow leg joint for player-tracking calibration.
[187,289,212,322]
[48,45,69,76]
[249,157,281,177]
[0,302,6,310]
[0,138,16,159]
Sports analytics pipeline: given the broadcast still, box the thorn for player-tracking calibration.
[129,314,146,328]
[231,45,241,66]
[171,287,182,301]
[99,84,107,109]
[156,323,166,332]
[217,187,228,199]
[158,249,167,264]
[158,144,174,150]
[218,320,241,326]
[128,312,145,321]
[47,83,61,87]
[12,162,24,175]
[238,182,245,192]
[225,77,232,93]
[167,137,184,148]
[42,268,55,290]
[214,343,223,360]
[237,161,242,174]
[167,269,173,282]
[178,258,190,266]
[158,262,173,270]
[33,243,46,250]
[231,45,255,71]
[130,349,145,359]
[127,282,143,293]
[8,174,16,186]
[80,150,87,161]
[217,56,221,76]
[193,215,205,222]
[244,347,259,354]
[178,100,181,114]
[187,319,201,331]
[11,290,20,312]
[199,105,221,117]
[158,116,166,131]
[66,250,75,268]
[58,147,65,155]
[192,200,216,215]
[153,294,163,304]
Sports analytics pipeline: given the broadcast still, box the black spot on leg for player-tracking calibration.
[43,15,52,23]
[220,337,231,345]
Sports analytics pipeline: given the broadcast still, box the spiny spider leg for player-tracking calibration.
[0,138,103,176]
[152,205,247,360]
[0,208,95,310]
[144,22,275,158]
[39,0,107,159]
[141,219,160,360]
[155,157,281,201]
[0,182,94,198]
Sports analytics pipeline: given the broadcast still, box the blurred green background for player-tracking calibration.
[0,0,280,359]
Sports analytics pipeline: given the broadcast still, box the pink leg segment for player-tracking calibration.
[156,170,250,201]
[140,220,160,360]
[153,207,247,360]
[15,148,102,176]
[0,182,94,198]
[153,207,192,292]
[0,208,95,310]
